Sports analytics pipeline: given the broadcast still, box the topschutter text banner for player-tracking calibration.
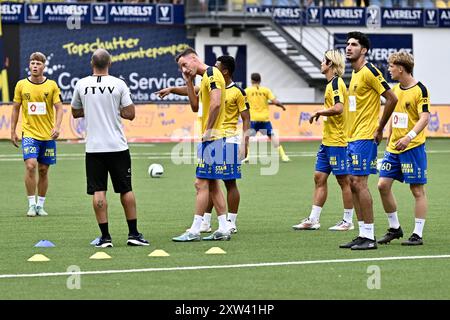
[0,2,185,25]
[1,104,449,141]
[245,5,450,27]
[19,24,194,103]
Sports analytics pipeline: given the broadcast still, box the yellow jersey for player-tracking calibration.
[199,66,226,140]
[223,83,249,137]
[322,76,348,147]
[387,82,429,154]
[348,63,391,141]
[245,85,275,122]
[13,78,61,140]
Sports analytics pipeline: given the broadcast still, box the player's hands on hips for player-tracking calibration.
[11,131,19,148]
[51,127,61,140]
[309,112,320,124]
[395,136,411,151]
[373,128,383,145]
[155,88,171,99]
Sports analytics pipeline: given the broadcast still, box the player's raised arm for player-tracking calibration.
[155,86,200,99]
[184,72,200,113]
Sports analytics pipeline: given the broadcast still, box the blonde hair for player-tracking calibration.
[388,51,414,74]
[29,52,46,64]
[324,50,345,77]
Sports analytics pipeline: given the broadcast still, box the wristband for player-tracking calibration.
[407,130,417,140]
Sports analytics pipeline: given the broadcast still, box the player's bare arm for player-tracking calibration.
[183,72,199,112]
[309,102,344,124]
[239,109,251,160]
[374,89,398,144]
[272,98,286,111]
[395,112,430,151]
[203,88,221,141]
[10,102,21,148]
[120,104,135,121]
[155,86,200,99]
[51,102,64,140]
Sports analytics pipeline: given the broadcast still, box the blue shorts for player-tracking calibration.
[196,138,241,180]
[250,121,273,137]
[347,139,377,176]
[22,137,56,165]
[379,144,427,184]
[315,144,349,176]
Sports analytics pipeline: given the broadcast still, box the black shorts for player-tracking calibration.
[85,149,132,195]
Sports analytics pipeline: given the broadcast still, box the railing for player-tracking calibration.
[185,0,442,16]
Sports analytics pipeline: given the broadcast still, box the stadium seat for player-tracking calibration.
[383,0,394,7]
[399,0,408,7]
[371,0,382,6]
[419,0,434,7]
[436,0,447,8]
[342,0,355,7]
[233,0,259,10]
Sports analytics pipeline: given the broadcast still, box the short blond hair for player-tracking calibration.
[324,50,345,77]
[29,52,46,64]
[388,51,414,74]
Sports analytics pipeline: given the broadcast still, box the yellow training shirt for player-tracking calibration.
[348,63,390,141]
[245,85,275,122]
[322,76,348,147]
[13,78,61,140]
[199,66,226,139]
[223,83,249,137]
[387,82,429,154]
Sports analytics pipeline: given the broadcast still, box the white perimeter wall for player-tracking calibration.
[196,26,450,104]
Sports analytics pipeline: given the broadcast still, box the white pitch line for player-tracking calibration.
[0,150,449,162]
[1,254,450,280]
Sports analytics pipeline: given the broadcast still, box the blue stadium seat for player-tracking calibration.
[421,0,435,7]
[383,0,393,7]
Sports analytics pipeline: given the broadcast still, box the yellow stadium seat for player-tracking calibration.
[342,0,355,7]
[233,0,259,11]
[436,0,447,8]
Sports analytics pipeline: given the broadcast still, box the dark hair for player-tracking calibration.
[347,31,371,51]
[175,47,197,62]
[91,49,111,69]
[217,55,235,76]
[251,73,261,83]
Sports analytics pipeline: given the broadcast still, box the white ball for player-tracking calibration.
[148,163,164,178]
